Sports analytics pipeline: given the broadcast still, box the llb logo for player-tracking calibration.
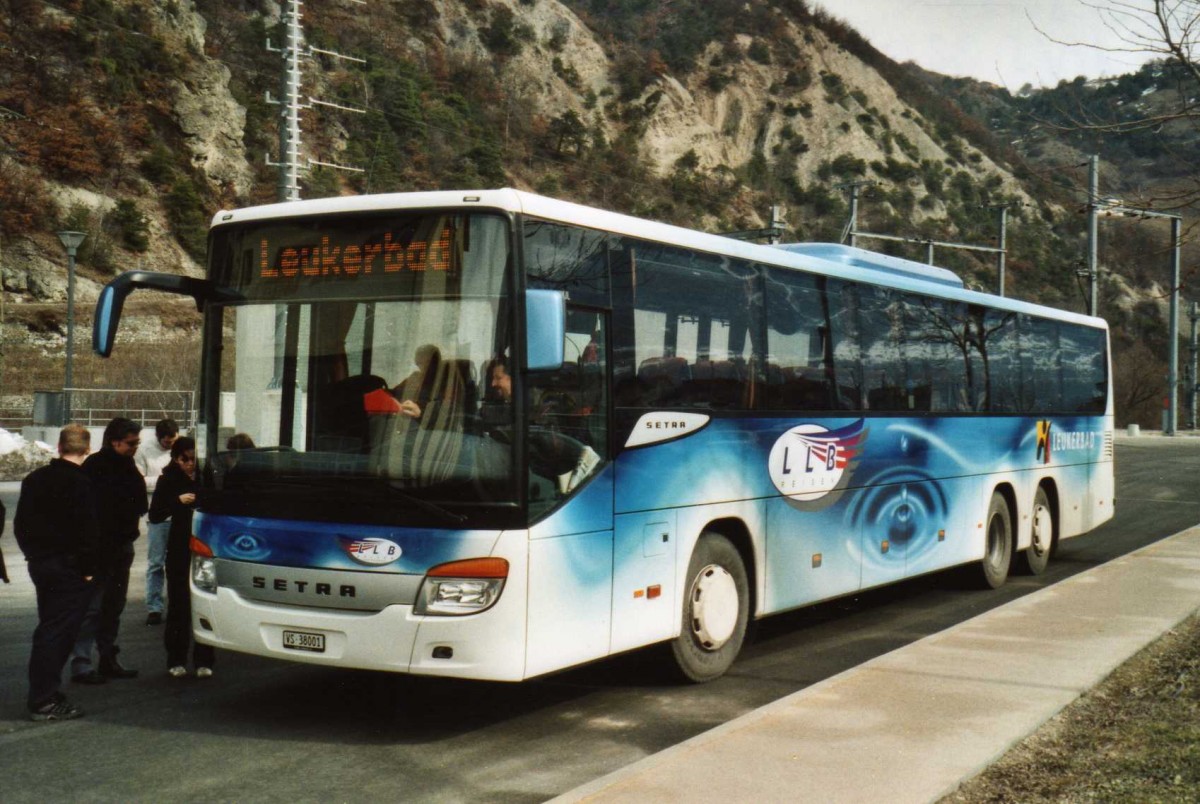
[339,537,403,566]
[768,420,868,505]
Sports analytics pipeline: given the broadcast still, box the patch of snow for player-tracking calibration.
[0,428,52,456]
[0,427,55,481]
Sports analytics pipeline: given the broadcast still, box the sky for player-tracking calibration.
[813,1,1161,92]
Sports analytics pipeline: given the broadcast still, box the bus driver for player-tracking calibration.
[484,354,600,497]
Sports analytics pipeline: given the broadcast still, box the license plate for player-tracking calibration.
[282,630,326,653]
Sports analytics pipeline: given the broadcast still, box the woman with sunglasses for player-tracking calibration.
[150,437,215,678]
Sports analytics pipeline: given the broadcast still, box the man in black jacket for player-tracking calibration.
[1,497,9,584]
[16,424,99,720]
[70,417,147,683]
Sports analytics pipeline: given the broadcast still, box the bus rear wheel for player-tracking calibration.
[1021,487,1054,575]
[670,532,749,683]
[979,492,1013,589]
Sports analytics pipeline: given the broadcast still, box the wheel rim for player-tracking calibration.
[986,513,1007,567]
[1031,504,1051,556]
[689,564,739,650]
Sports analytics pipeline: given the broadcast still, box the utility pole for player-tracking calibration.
[1189,301,1198,431]
[269,0,304,202]
[1095,201,1183,435]
[1168,214,1181,436]
[989,204,1009,296]
[834,180,876,248]
[266,0,367,203]
[768,205,785,245]
[264,0,366,393]
[1086,155,1099,317]
[56,231,86,422]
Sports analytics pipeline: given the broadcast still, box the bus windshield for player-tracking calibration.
[203,211,517,525]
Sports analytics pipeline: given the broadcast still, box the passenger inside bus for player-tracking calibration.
[483,354,600,500]
[391,344,441,421]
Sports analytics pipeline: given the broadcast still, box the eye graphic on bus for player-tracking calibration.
[229,533,270,561]
[849,469,949,560]
[768,419,868,507]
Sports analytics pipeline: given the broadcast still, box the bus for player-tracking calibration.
[93,189,1114,683]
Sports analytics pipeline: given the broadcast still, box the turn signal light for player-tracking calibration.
[427,557,509,578]
[190,536,213,557]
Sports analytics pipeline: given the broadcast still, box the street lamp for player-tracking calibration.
[56,230,85,423]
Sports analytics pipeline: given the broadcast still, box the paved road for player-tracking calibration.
[1,439,1197,803]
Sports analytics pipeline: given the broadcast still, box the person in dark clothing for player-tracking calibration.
[150,437,215,677]
[71,417,148,683]
[15,424,99,720]
[1,498,9,584]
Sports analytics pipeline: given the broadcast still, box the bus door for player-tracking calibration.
[525,308,615,677]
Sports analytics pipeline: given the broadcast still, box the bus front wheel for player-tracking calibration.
[979,492,1013,589]
[670,532,749,683]
[1021,487,1054,575]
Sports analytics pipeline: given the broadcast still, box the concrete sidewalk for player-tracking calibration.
[554,525,1200,804]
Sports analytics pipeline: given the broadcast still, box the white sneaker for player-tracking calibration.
[195,667,213,679]
[565,446,601,492]
[168,666,188,678]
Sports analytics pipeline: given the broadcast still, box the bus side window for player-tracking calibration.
[615,238,757,411]
[764,268,834,411]
[858,285,906,412]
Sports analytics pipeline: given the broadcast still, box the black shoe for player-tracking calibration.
[146,612,163,626]
[98,658,139,679]
[30,696,84,722]
[71,670,107,685]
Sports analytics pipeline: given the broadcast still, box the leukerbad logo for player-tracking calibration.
[768,419,868,509]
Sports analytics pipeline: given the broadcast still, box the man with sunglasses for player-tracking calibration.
[70,418,148,683]
[135,418,179,626]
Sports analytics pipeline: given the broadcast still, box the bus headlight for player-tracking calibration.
[192,556,217,593]
[415,557,508,616]
[190,536,217,593]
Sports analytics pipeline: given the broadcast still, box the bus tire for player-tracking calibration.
[670,532,749,683]
[1021,487,1054,575]
[978,492,1013,589]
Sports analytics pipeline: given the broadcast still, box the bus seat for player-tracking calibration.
[686,359,743,408]
[637,356,689,406]
[445,358,478,415]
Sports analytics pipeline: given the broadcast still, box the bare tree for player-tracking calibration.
[1035,2,1200,124]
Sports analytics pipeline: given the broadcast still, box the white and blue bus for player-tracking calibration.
[94,189,1113,682]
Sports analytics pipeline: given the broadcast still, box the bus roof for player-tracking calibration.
[212,188,1107,331]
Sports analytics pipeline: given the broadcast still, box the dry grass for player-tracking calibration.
[0,297,201,396]
[943,613,1200,803]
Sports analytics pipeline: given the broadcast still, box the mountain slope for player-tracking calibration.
[0,0,1190,425]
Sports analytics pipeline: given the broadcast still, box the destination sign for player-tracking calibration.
[257,223,454,281]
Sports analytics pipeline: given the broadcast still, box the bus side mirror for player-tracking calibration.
[525,289,565,371]
[93,282,123,358]
[93,271,241,357]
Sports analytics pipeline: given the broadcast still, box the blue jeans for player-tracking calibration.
[145,519,170,614]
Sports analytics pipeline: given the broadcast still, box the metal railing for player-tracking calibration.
[0,406,31,431]
[63,388,197,430]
